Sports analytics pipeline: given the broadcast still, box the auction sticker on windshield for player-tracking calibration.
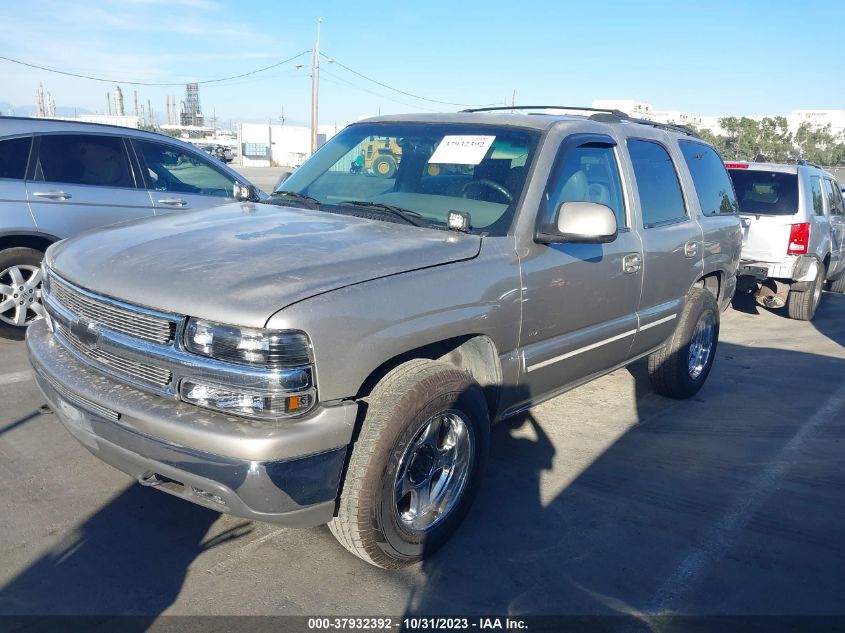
[428,135,495,165]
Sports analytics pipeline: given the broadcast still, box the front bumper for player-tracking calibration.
[26,320,358,527]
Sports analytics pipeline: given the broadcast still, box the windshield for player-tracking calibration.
[278,123,540,235]
[728,169,799,216]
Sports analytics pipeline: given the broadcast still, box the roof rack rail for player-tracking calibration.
[797,159,824,169]
[624,115,701,138]
[460,105,629,118]
[460,105,701,138]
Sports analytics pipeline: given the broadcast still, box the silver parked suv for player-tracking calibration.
[0,117,261,338]
[727,161,845,320]
[27,107,741,568]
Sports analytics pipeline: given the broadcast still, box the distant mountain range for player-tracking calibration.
[0,102,95,117]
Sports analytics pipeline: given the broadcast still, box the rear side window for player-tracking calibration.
[678,141,738,216]
[0,137,32,180]
[822,178,843,216]
[810,176,824,216]
[627,139,687,227]
[35,135,135,188]
[727,170,798,216]
[543,143,627,228]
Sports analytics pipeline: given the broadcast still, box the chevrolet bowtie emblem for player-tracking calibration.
[69,318,99,349]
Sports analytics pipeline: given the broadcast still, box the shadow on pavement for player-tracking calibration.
[0,483,252,620]
[813,292,845,347]
[405,340,845,618]
[0,410,41,436]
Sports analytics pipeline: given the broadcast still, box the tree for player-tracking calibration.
[794,123,845,165]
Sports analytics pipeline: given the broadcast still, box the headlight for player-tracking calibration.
[184,318,312,368]
[182,318,316,419]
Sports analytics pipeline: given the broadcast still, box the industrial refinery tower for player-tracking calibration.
[35,83,56,118]
[180,82,203,127]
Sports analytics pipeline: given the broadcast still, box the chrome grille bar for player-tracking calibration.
[50,276,177,344]
[59,325,173,388]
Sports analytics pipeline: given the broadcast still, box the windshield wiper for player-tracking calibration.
[336,200,428,227]
[270,190,322,209]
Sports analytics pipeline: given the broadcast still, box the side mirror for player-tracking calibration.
[273,170,293,192]
[537,201,618,244]
[234,183,258,202]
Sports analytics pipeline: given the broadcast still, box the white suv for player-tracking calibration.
[727,161,845,320]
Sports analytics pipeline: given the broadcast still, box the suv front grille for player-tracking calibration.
[58,323,173,388]
[50,276,176,344]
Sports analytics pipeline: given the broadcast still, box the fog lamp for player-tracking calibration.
[180,379,314,419]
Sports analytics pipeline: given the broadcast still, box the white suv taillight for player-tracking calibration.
[787,223,810,255]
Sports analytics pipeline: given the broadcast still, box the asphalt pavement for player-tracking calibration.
[0,293,844,619]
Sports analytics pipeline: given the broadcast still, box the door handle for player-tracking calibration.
[684,241,699,258]
[32,190,72,200]
[157,198,187,207]
[623,253,642,274]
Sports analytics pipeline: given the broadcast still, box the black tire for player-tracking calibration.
[371,155,397,178]
[329,359,490,569]
[0,247,45,341]
[827,274,845,294]
[647,288,720,400]
[786,264,824,321]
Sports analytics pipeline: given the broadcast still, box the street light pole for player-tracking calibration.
[310,17,322,155]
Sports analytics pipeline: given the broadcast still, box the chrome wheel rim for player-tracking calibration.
[813,269,823,306]
[0,264,44,327]
[688,311,715,381]
[394,410,473,532]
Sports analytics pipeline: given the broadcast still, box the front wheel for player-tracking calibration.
[371,155,397,178]
[0,247,46,340]
[329,359,490,569]
[647,288,720,399]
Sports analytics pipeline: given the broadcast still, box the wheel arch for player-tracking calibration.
[693,270,722,301]
[0,232,60,255]
[355,334,503,421]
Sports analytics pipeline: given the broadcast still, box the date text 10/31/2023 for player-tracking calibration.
[307,617,528,630]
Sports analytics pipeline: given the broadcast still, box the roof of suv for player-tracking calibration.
[0,115,189,145]
[725,161,832,176]
[354,108,702,140]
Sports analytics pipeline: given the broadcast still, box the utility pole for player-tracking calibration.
[310,16,322,155]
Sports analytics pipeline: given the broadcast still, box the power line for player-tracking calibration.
[320,52,498,108]
[320,68,439,113]
[0,51,311,86]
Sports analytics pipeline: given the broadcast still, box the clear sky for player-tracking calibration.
[2,0,844,128]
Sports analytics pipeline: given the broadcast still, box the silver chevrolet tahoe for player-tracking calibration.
[27,107,742,568]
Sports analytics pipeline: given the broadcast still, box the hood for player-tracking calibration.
[47,202,481,327]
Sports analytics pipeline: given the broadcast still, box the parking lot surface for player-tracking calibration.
[0,294,843,617]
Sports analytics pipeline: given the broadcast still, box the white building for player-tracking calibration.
[591,99,845,139]
[592,99,654,119]
[237,123,339,168]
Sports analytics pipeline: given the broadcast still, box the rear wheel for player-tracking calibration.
[647,288,719,399]
[786,265,824,321]
[0,247,46,340]
[329,359,490,569]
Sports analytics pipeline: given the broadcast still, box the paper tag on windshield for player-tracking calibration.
[428,135,495,165]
